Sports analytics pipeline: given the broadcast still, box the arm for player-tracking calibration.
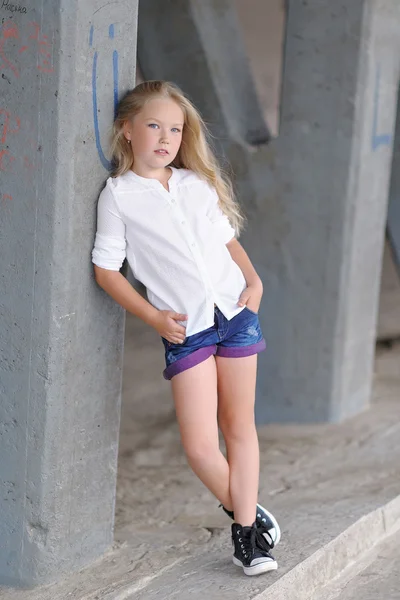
[226,238,263,311]
[91,182,159,326]
[204,182,263,310]
[94,266,159,327]
[94,265,187,344]
[92,181,187,343]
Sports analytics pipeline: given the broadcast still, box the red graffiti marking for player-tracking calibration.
[0,20,54,78]
[1,193,13,210]
[0,107,38,179]
[0,149,16,173]
[27,22,54,73]
[0,109,20,173]
[0,109,21,144]
[0,20,19,77]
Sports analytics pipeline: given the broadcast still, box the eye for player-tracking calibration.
[171,127,181,133]
[148,123,159,129]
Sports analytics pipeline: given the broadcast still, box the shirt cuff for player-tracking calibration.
[91,233,126,271]
[213,219,236,244]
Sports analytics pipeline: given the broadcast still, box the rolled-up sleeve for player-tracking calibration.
[92,178,127,271]
[205,183,236,244]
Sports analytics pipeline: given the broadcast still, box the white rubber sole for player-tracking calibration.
[257,503,282,546]
[233,556,278,576]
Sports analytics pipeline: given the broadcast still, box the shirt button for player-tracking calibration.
[181,220,185,225]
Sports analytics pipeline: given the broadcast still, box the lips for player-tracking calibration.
[155,149,169,155]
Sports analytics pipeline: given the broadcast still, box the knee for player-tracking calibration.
[184,439,219,468]
[219,416,256,445]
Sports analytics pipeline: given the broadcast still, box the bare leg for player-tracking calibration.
[171,355,233,510]
[216,354,259,527]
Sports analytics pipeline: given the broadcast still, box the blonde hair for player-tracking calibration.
[110,80,245,235]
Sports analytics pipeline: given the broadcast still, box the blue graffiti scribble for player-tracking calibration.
[372,64,392,151]
[91,24,119,170]
[92,52,111,170]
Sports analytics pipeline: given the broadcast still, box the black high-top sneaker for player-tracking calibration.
[221,503,281,548]
[231,522,277,576]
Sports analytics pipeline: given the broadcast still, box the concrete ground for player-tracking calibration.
[1,253,399,598]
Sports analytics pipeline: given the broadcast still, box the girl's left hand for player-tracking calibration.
[238,281,263,314]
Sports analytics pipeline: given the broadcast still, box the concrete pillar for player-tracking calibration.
[138,0,400,422]
[387,85,400,273]
[0,0,137,587]
[137,0,270,152]
[250,0,400,422]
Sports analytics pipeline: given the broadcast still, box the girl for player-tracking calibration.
[92,80,281,577]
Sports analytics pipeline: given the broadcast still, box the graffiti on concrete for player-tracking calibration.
[0,19,54,79]
[0,108,21,144]
[0,108,36,173]
[0,108,19,173]
[372,64,392,151]
[0,191,12,216]
[1,18,54,202]
[1,193,13,205]
[90,23,119,170]
[0,1,28,14]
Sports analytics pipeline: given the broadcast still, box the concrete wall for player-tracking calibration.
[0,0,137,587]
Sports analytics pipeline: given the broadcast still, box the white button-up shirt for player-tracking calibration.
[91,167,247,336]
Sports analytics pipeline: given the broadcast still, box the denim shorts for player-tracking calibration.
[161,305,266,380]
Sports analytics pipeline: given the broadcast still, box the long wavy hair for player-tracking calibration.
[110,80,245,235]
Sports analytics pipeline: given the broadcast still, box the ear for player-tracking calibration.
[122,121,132,142]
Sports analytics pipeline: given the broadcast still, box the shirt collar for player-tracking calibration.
[128,166,179,189]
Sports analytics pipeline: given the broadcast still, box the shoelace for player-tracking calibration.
[255,524,274,553]
[238,526,258,560]
[221,503,276,550]
[238,525,274,560]
[256,521,275,550]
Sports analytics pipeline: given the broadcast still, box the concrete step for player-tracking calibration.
[315,527,400,600]
[119,496,400,600]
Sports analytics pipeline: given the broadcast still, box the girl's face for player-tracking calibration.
[125,97,184,173]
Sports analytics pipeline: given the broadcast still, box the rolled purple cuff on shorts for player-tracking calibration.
[216,339,266,358]
[163,345,217,380]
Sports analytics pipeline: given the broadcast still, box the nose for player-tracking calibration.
[159,130,170,144]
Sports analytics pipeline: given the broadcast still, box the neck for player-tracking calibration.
[131,164,171,183]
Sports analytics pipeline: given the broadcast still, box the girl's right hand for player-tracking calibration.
[152,310,188,344]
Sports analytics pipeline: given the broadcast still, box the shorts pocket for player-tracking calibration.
[161,336,187,348]
[244,306,259,316]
